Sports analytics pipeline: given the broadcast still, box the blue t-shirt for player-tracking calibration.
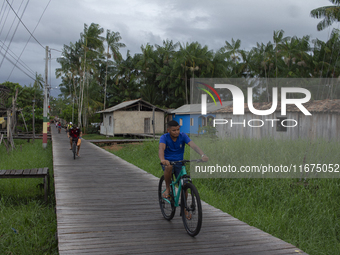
[159,132,191,161]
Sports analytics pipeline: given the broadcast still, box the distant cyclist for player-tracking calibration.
[67,124,82,157]
[58,122,61,133]
[67,122,72,130]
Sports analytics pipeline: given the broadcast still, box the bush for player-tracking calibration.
[87,125,100,134]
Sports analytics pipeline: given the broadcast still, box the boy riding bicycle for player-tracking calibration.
[67,124,82,157]
[158,120,208,199]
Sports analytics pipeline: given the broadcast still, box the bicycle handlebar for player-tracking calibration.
[160,159,203,166]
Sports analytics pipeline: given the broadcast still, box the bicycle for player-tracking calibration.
[158,159,203,237]
[71,138,78,160]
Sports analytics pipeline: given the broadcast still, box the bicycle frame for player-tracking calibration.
[162,165,189,207]
[159,159,203,236]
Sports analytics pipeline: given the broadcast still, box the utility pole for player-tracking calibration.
[32,99,35,143]
[43,46,48,149]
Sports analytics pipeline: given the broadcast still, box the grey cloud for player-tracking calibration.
[0,0,336,91]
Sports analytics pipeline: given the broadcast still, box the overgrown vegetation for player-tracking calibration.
[0,140,57,255]
[105,138,340,255]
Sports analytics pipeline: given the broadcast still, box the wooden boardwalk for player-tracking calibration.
[52,128,307,255]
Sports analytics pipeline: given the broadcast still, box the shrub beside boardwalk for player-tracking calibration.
[105,138,340,255]
[0,140,58,254]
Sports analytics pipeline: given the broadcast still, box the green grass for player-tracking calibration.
[0,140,58,255]
[104,138,340,255]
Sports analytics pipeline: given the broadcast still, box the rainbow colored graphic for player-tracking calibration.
[197,82,222,106]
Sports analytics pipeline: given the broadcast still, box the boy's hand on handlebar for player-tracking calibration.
[161,159,170,166]
[202,155,209,162]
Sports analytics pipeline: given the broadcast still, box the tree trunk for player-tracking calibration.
[104,46,109,109]
[78,52,86,129]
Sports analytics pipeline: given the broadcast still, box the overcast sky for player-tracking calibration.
[0,0,337,97]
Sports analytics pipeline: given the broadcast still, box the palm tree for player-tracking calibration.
[175,42,213,104]
[311,0,340,31]
[112,51,140,104]
[104,30,125,109]
[79,23,104,129]
[155,40,179,106]
[273,30,290,79]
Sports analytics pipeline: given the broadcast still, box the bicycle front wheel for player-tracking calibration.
[72,141,77,159]
[181,183,202,237]
[158,175,176,221]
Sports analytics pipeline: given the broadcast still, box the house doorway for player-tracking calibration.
[144,118,150,133]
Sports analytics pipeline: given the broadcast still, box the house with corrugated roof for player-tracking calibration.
[97,99,168,136]
[213,99,340,141]
[171,101,232,134]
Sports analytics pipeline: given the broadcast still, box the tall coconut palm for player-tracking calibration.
[175,42,213,104]
[311,0,340,31]
[104,30,125,109]
[155,40,179,106]
[79,23,104,128]
[273,30,290,79]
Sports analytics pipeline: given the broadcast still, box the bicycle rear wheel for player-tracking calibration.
[72,141,77,159]
[158,175,176,220]
[181,183,202,236]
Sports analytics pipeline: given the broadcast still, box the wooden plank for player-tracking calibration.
[0,170,7,175]
[23,169,31,175]
[9,169,17,175]
[30,168,38,175]
[14,169,23,175]
[42,167,49,175]
[4,169,12,174]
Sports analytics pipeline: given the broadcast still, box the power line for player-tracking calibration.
[50,48,62,53]
[0,38,36,74]
[0,39,35,76]
[0,0,9,38]
[5,0,45,49]
[0,0,14,41]
[0,0,29,69]
[0,49,35,81]
[7,0,52,80]
[0,0,25,57]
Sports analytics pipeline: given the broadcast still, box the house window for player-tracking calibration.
[276,117,287,132]
[179,118,183,126]
[190,118,194,126]
[109,116,112,126]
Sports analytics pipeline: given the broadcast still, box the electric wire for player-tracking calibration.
[0,39,35,76]
[0,0,25,53]
[5,0,44,49]
[0,0,29,69]
[0,0,14,45]
[0,49,35,81]
[7,0,52,80]
[0,0,9,38]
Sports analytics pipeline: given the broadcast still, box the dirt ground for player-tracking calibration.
[102,142,141,152]
[102,144,124,151]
